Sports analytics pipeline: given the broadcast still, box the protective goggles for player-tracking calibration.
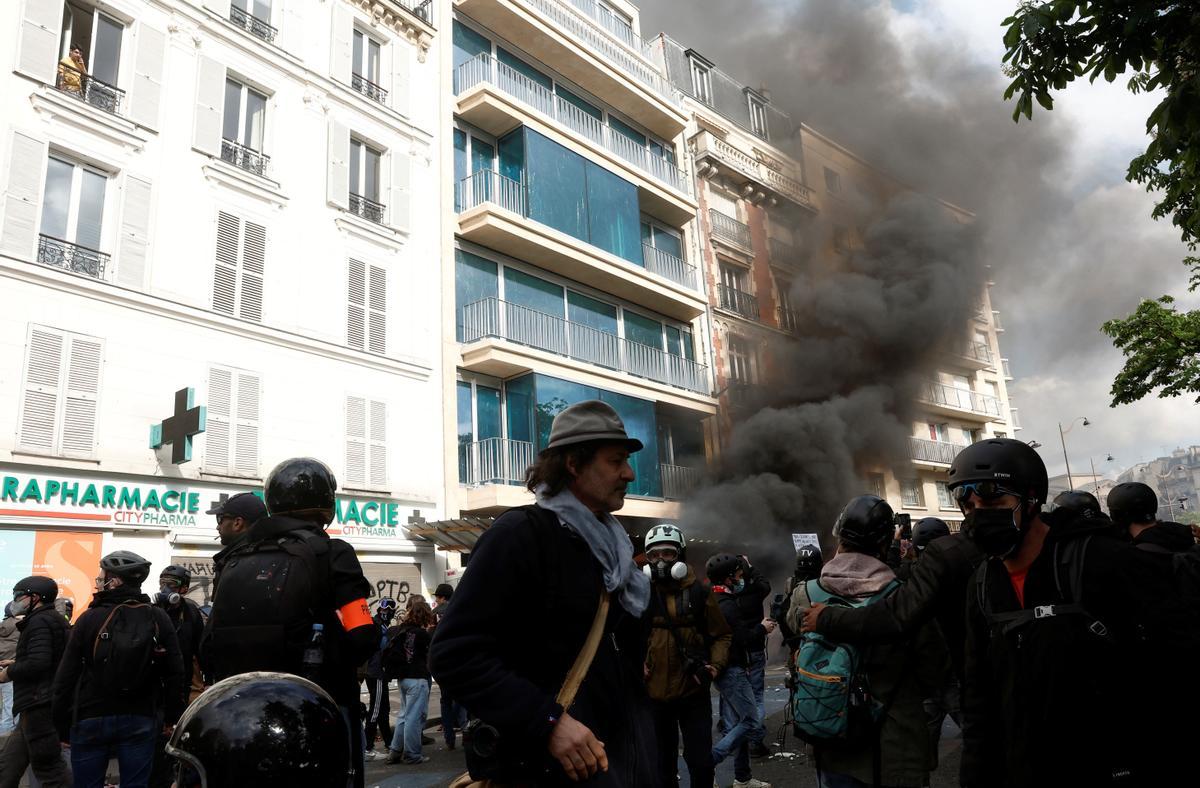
[951,480,1022,503]
[376,598,397,611]
[645,546,679,561]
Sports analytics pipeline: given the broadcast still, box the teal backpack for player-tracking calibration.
[790,578,901,746]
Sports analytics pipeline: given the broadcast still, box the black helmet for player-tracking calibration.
[705,553,742,585]
[99,551,151,585]
[1107,482,1158,527]
[833,495,895,553]
[794,546,824,581]
[265,457,337,522]
[165,672,349,787]
[912,518,951,551]
[159,565,191,586]
[1052,490,1102,518]
[947,438,1048,509]
[13,576,58,603]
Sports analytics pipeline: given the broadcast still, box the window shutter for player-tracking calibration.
[129,25,166,129]
[327,120,350,209]
[368,399,387,488]
[367,264,386,354]
[117,175,153,289]
[212,211,240,315]
[390,43,410,112]
[233,372,260,476]
[206,367,232,472]
[1,132,47,259]
[15,0,61,84]
[61,336,102,456]
[18,328,64,452]
[345,395,367,486]
[347,258,366,350]
[330,4,353,85]
[193,56,226,157]
[239,220,266,322]
[390,148,410,229]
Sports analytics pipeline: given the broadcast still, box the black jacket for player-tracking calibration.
[384,623,431,681]
[731,564,770,653]
[429,504,658,787]
[162,598,204,707]
[713,584,764,669]
[51,586,184,735]
[815,532,984,681]
[8,603,70,715]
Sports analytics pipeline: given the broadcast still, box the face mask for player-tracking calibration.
[732,579,746,594]
[10,597,31,616]
[964,505,1024,558]
[642,560,688,582]
[155,587,181,607]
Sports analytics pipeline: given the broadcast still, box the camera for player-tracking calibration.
[894,513,912,541]
[769,592,788,622]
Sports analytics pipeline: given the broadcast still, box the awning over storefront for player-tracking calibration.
[405,516,495,552]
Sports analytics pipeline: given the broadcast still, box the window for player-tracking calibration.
[352,29,385,102]
[222,79,268,174]
[349,138,384,222]
[720,264,747,293]
[347,259,386,354]
[868,473,886,500]
[205,366,260,477]
[346,395,387,488]
[18,326,102,457]
[901,479,924,508]
[962,428,981,444]
[595,0,634,46]
[230,0,276,43]
[212,211,265,322]
[936,481,955,510]
[727,335,755,384]
[824,167,841,194]
[57,2,124,112]
[747,93,768,139]
[457,379,507,485]
[927,422,951,442]
[39,156,108,279]
[689,57,712,105]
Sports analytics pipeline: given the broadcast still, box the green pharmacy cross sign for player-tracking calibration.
[149,388,206,464]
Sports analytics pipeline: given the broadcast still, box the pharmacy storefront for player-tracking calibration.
[0,465,439,618]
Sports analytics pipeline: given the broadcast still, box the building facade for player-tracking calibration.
[0,0,446,612]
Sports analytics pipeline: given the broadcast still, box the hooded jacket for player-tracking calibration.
[8,602,70,715]
[0,613,19,663]
[643,566,731,702]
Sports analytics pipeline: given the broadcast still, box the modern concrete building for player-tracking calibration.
[1118,447,1200,521]
[0,0,446,610]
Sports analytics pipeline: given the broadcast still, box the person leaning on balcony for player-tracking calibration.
[430,400,660,786]
[57,45,87,94]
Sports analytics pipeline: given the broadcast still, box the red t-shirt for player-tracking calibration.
[1007,566,1029,607]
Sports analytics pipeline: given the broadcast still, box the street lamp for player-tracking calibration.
[1089,453,1114,495]
[1027,440,1043,449]
[1058,417,1090,490]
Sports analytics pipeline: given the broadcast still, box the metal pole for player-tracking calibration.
[1090,457,1099,493]
[1058,421,1075,490]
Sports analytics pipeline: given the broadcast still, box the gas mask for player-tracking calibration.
[963,505,1025,558]
[642,559,688,582]
[156,587,182,607]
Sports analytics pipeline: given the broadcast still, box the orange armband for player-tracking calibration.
[338,598,373,630]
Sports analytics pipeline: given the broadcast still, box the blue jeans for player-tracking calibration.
[0,683,13,735]
[70,714,158,788]
[712,667,763,782]
[748,649,767,745]
[389,678,431,759]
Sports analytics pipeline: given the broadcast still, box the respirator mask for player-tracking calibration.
[642,546,687,581]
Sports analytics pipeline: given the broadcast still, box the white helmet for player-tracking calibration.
[643,524,687,582]
[645,524,685,551]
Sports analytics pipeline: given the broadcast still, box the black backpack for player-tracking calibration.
[91,601,161,698]
[205,529,330,680]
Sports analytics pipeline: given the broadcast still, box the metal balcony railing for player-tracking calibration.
[769,237,798,264]
[220,139,270,177]
[717,284,759,320]
[908,436,964,466]
[54,62,124,115]
[662,464,702,500]
[229,5,277,43]
[462,298,710,394]
[726,381,755,411]
[778,306,800,334]
[460,437,534,485]
[641,243,695,289]
[399,0,432,23]
[349,192,386,224]
[1010,408,1022,431]
[453,54,689,194]
[455,170,527,215]
[37,235,109,279]
[709,209,752,250]
[920,380,1003,418]
[1002,358,1013,379]
[992,310,1004,331]
[954,340,992,365]
[351,73,388,103]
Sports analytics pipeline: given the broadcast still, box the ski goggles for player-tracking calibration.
[376,598,397,611]
[951,480,1022,503]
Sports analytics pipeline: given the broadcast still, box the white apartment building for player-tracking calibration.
[0,0,446,612]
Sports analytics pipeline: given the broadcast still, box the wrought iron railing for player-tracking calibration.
[461,298,710,394]
[37,235,108,279]
[349,192,386,224]
[400,0,432,24]
[908,436,963,466]
[455,170,526,215]
[351,73,388,103]
[769,237,798,264]
[54,62,124,115]
[221,139,270,176]
[460,437,534,485]
[662,464,702,500]
[709,209,752,250]
[726,381,755,411]
[641,243,695,289]
[717,284,759,320]
[229,5,277,42]
[778,306,801,334]
[920,381,1002,418]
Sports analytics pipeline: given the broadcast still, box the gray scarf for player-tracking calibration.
[535,485,650,616]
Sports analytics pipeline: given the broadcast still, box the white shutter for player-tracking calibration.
[345,395,367,486]
[129,25,166,129]
[212,211,240,315]
[390,148,410,230]
[205,367,232,472]
[15,0,62,84]
[327,120,349,209]
[61,336,102,456]
[390,43,411,112]
[330,4,353,85]
[18,328,64,452]
[367,264,386,354]
[368,399,387,488]
[2,132,47,259]
[233,372,260,476]
[239,220,265,322]
[347,258,366,350]
[193,56,226,157]
[117,175,152,289]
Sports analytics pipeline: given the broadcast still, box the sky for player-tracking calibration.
[636,0,1199,481]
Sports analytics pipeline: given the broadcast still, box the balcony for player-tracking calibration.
[992,310,1004,331]
[769,237,799,266]
[662,463,702,500]
[399,0,433,23]
[453,0,685,137]
[1002,358,1013,380]
[709,209,752,251]
[37,235,108,280]
[461,297,710,395]
[352,73,388,104]
[349,192,386,224]
[460,437,534,486]
[220,139,270,177]
[717,284,759,321]
[455,170,706,320]
[1010,408,1022,431]
[229,5,277,43]
[777,306,800,334]
[54,63,124,116]
[945,340,993,370]
[725,381,756,413]
[908,436,964,467]
[919,380,1003,422]
[692,130,816,212]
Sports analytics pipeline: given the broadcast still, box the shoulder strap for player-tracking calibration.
[556,590,610,711]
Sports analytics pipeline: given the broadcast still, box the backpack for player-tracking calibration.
[790,578,901,746]
[91,601,161,698]
[204,529,330,679]
[381,626,419,680]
